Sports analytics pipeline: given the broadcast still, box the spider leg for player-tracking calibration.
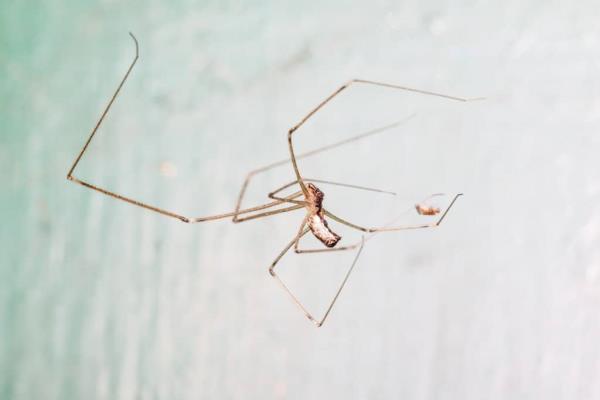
[68,36,446,228]
[234,173,399,224]
[269,217,365,327]
[323,193,463,233]
[67,33,299,224]
[267,178,396,205]
[293,237,363,254]
[286,78,482,199]
[269,216,309,277]
[232,192,304,223]
[290,187,424,253]
[232,116,416,219]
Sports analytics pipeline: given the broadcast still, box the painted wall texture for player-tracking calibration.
[2,1,600,399]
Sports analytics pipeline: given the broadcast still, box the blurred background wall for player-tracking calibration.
[2,1,600,399]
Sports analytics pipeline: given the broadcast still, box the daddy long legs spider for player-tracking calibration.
[67,33,481,327]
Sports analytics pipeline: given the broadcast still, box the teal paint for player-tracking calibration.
[2,1,600,399]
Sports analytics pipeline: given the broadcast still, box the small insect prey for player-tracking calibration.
[415,203,441,216]
[67,33,479,327]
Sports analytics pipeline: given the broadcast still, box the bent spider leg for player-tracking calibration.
[234,174,398,229]
[323,193,464,233]
[232,115,416,219]
[293,227,362,254]
[274,194,462,326]
[231,191,305,223]
[67,33,297,224]
[286,78,482,200]
[269,217,366,327]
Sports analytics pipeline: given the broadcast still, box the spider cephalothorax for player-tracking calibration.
[306,183,341,248]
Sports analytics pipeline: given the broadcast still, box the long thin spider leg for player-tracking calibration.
[267,180,314,204]
[286,79,482,197]
[67,32,139,179]
[292,206,396,255]
[267,178,397,205]
[317,236,365,327]
[232,192,305,223]
[350,79,486,102]
[324,193,464,233]
[233,174,396,241]
[66,33,298,224]
[70,174,297,223]
[278,192,458,325]
[269,216,309,277]
[187,204,281,222]
[184,190,305,224]
[308,178,396,196]
[270,217,366,327]
[292,230,362,254]
[232,116,415,219]
[294,238,362,254]
[232,204,304,223]
[291,193,429,254]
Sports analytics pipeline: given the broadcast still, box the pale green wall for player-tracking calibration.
[2,1,600,399]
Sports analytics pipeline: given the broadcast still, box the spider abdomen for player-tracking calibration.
[308,214,341,248]
[305,182,341,247]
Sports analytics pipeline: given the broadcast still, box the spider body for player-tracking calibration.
[305,183,341,248]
